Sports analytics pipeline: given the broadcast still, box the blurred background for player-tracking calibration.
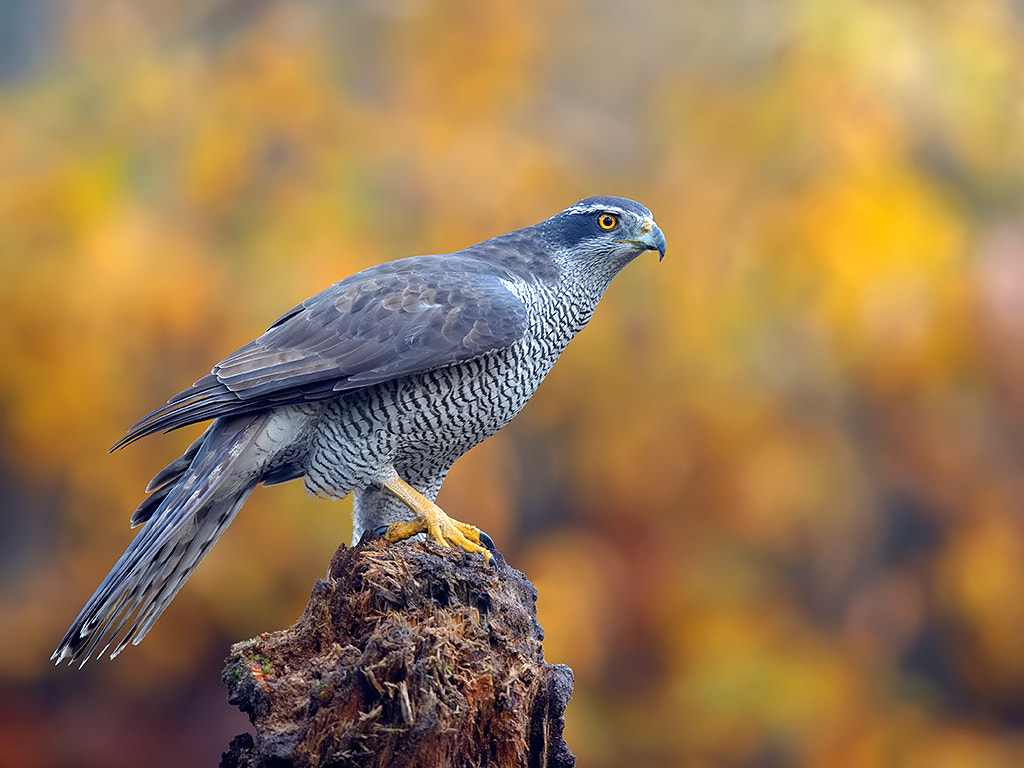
[2,1,1024,766]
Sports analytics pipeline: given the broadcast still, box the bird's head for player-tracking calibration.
[539,196,666,281]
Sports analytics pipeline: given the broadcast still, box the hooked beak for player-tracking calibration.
[619,217,667,261]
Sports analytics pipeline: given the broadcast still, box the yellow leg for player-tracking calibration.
[382,475,492,562]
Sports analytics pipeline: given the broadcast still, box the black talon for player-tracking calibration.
[373,525,390,538]
[480,531,496,551]
[478,531,500,568]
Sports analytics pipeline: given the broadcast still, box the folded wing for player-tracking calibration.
[113,254,530,449]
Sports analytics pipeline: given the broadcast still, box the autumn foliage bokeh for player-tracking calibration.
[3,2,1024,767]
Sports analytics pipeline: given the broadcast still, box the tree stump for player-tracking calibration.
[220,537,575,768]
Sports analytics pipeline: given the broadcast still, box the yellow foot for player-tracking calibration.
[381,475,492,563]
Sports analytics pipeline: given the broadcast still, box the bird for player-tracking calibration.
[52,195,666,666]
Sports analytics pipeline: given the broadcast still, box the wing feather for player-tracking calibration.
[113,254,531,449]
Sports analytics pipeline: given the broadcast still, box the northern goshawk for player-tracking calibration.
[53,196,666,665]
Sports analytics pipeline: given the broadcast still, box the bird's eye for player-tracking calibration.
[598,213,618,230]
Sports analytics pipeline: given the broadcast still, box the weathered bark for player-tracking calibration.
[221,537,575,768]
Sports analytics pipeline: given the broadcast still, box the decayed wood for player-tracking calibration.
[221,537,575,768]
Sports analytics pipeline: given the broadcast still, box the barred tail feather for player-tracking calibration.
[53,414,271,667]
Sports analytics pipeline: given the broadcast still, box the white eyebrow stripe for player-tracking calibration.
[563,202,633,217]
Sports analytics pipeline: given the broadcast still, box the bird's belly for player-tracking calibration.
[305,342,557,497]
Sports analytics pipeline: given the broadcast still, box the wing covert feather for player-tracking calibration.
[113,254,530,448]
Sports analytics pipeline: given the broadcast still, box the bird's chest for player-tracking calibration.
[337,289,587,469]
[400,346,537,432]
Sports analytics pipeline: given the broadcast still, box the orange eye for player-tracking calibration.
[598,213,618,230]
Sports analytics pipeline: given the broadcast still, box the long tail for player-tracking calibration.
[52,414,272,667]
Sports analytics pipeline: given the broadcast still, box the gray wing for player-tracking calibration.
[113,254,530,448]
